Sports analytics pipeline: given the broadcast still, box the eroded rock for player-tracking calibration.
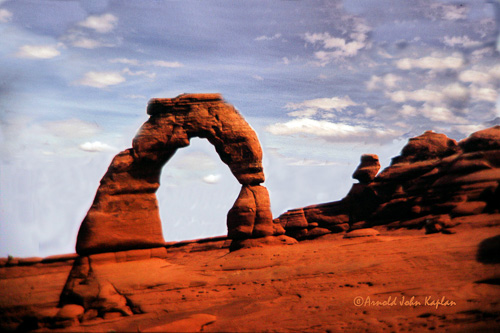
[276,127,500,238]
[459,125,500,152]
[344,228,380,238]
[76,94,278,255]
[391,130,459,164]
[352,154,380,184]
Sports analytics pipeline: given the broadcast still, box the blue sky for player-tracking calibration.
[1,0,499,257]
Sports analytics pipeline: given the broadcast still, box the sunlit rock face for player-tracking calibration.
[76,94,282,255]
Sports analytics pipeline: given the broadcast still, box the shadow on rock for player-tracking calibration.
[476,235,500,264]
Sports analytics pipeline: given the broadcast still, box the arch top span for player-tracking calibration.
[76,93,284,255]
[134,93,265,185]
[146,93,224,116]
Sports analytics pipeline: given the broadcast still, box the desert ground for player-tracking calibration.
[1,216,499,332]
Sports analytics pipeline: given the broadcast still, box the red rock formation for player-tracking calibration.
[2,127,500,332]
[352,154,380,184]
[276,126,500,239]
[391,130,459,164]
[227,185,282,239]
[76,94,279,255]
[459,126,500,152]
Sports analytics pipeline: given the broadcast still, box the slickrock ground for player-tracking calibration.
[1,219,499,332]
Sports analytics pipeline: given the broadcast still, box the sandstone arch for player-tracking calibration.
[76,94,283,255]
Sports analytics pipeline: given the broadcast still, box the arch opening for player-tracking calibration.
[157,138,241,242]
[75,94,283,255]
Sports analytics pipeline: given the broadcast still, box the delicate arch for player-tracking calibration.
[76,94,283,255]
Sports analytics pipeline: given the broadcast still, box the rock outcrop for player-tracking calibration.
[391,130,459,164]
[76,94,283,255]
[275,126,500,239]
[352,154,380,184]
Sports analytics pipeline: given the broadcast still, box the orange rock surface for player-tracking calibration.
[1,221,499,332]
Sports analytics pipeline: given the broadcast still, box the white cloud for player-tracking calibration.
[470,47,494,61]
[61,30,117,49]
[79,141,115,152]
[364,107,376,116]
[454,66,499,103]
[78,13,118,33]
[490,65,500,81]
[202,174,221,184]
[314,42,365,63]
[266,118,400,142]
[388,83,469,105]
[377,49,394,59]
[282,57,290,65]
[309,39,366,65]
[387,89,441,104]
[287,108,318,118]
[459,69,491,84]
[420,105,462,123]
[381,74,401,89]
[70,36,109,49]
[252,74,264,81]
[126,94,147,99]
[470,86,497,102]
[171,152,217,171]
[110,58,139,65]
[366,73,401,91]
[399,104,417,116]
[443,36,482,48]
[76,71,125,88]
[286,96,357,115]
[389,82,471,124]
[439,4,468,21]
[398,103,467,124]
[304,27,369,65]
[109,59,184,69]
[255,33,281,41]
[150,60,184,68]
[459,65,500,86]
[72,37,105,49]
[0,8,12,22]
[442,83,470,104]
[451,124,485,135]
[43,119,100,138]
[426,3,468,21]
[443,10,466,21]
[395,54,464,71]
[16,45,60,59]
[285,158,340,166]
[122,68,156,79]
[394,121,410,129]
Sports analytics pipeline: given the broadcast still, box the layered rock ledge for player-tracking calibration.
[276,126,500,239]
